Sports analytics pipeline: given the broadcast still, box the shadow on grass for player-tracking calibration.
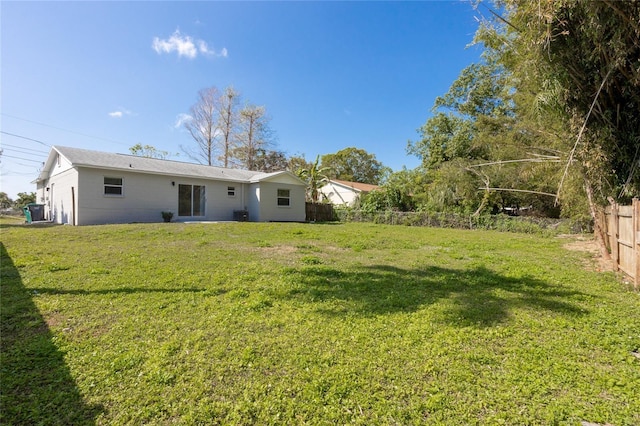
[0,243,104,425]
[27,287,206,296]
[0,221,61,229]
[282,264,588,326]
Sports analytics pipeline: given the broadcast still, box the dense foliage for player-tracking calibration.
[321,147,389,185]
[297,156,331,203]
[506,0,640,203]
[389,1,640,226]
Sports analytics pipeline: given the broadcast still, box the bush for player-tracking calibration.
[334,209,591,235]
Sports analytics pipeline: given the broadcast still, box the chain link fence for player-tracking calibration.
[333,209,592,235]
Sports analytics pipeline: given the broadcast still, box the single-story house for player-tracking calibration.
[34,146,307,225]
[319,179,380,207]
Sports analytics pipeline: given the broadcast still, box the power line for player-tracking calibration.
[2,146,49,158]
[1,131,51,147]
[1,154,44,163]
[1,113,131,147]
[1,142,49,155]
[1,170,38,176]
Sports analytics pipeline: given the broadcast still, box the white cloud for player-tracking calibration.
[108,108,133,119]
[197,40,211,56]
[152,30,227,59]
[174,113,192,128]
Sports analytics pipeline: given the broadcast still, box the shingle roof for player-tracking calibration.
[38,146,290,183]
[331,179,380,193]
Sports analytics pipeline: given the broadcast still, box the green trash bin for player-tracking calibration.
[23,206,32,223]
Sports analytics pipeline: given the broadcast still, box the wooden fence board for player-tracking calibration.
[604,198,639,289]
[305,203,335,222]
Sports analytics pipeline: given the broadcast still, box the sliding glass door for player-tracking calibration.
[178,184,205,217]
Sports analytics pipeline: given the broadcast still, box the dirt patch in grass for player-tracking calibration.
[44,311,65,329]
[260,245,297,254]
[561,235,612,272]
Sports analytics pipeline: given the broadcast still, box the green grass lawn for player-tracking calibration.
[1,219,639,425]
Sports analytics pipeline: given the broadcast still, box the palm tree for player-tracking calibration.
[297,155,331,203]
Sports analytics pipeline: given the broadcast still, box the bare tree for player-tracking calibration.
[234,105,274,170]
[183,86,276,170]
[217,86,240,168]
[182,87,220,166]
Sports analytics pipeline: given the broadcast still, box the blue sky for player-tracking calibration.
[1,1,484,199]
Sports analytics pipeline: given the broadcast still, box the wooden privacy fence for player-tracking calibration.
[604,198,640,289]
[305,203,336,222]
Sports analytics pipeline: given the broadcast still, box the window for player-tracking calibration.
[104,177,123,196]
[179,184,206,216]
[277,188,290,206]
[227,186,236,197]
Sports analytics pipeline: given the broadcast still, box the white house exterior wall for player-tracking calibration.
[75,168,251,225]
[256,181,306,222]
[321,181,360,206]
[38,168,79,224]
[77,168,176,225]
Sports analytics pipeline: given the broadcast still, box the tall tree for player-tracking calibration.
[233,105,274,170]
[287,155,313,175]
[254,149,288,172]
[0,192,13,210]
[183,86,220,166]
[408,27,572,217]
[477,0,640,253]
[218,86,241,168]
[321,147,387,184]
[14,192,36,209]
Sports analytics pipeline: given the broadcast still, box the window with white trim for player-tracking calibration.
[277,188,290,206]
[104,177,123,196]
[227,186,236,197]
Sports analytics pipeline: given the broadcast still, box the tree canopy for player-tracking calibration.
[483,0,640,203]
[321,147,388,185]
[129,144,171,160]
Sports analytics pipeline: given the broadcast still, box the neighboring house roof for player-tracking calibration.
[329,179,380,193]
[36,146,303,185]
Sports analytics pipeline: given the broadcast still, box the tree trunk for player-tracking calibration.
[584,177,611,261]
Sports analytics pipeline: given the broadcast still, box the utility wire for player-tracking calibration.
[1,154,44,163]
[1,142,49,155]
[1,113,131,146]
[2,146,48,158]
[1,131,51,147]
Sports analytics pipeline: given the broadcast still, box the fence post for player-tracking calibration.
[610,201,620,272]
[634,198,639,290]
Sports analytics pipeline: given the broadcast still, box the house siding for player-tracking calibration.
[321,181,360,206]
[77,168,175,225]
[257,181,306,222]
[75,168,252,225]
[38,168,79,224]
